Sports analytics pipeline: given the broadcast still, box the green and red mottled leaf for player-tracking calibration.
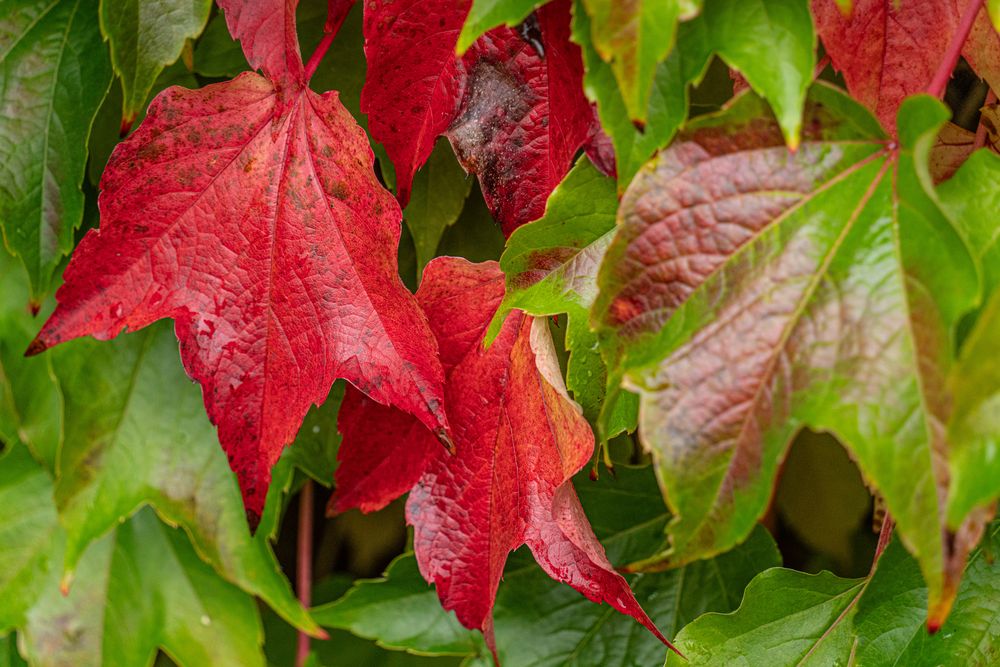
[579,0,702,125]
[573,0,815,189]
[333,258,671,656]
[29,0,449,525]
[812,0,1000,133]
[592,85,986,626]
[489,157,637,435]
[362,0,593,235]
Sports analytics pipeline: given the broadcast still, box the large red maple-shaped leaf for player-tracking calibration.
[29,0,449,526]
[361,0,593,235]
[332,258,671,658]
[812,0,1000,131]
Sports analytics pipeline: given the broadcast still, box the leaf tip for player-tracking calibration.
[436,427,456,454]
[59,571,73,596]
[246,507,262,534]
[24,335,48,357]
[119,115,135,138]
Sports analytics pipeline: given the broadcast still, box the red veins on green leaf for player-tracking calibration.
[333,257,672,658]
[27,0,449,526]
[361,0,595,235]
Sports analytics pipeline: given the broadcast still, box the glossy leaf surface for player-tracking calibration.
[0,0,112,300]
[322,466,779,665]
[100,0,211,125]
[334,258,669,653]
[812,0,1000,132]
[579,0,700,125]
[573,0,815,188]
[490,157,636,433]
[666,525,1000,666]
[593,86,983,623]
[30,3,449,523]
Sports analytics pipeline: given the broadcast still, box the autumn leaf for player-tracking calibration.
[362,0,593,235]
[489,157,637,434]
[320,467,780,666]
[333,257,671,657]
[28,0,449,525]
[812,0,1000,132]
[592,85,985,626]
[573,0,816,188]
[580,0,702,126]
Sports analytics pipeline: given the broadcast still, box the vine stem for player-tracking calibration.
[296,480,316,667]
[303,0,356,81]
[926,0,984,99]
[974,89,998,150]
[304,31,337,81]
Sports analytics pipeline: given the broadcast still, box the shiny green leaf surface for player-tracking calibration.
[99,0,211,124]
[593,86,980,621]
[0,0,112,300]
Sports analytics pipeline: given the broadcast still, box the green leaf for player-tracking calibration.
[947,288,1000,528]
[490,468,779,666]
[490,157,635,433]
[99,0,211,125]
[0,633,29,667]
[191,10,247,78]
[989,0,1000,32]
[285,381,344,486]
[0,249,61,469]
[313,555,487,657]
[21,507,265,667]
[592,86,980,621]
[579,0,701,125]
[405,141,473,273]
[456,0,551,53]
[0,0,112,301]
[0,446,60,631]
[317,466,780,665]
[572,0,815,188]
[49,322,320,636]
[939,149,1000,298]
[666,524,1000,665]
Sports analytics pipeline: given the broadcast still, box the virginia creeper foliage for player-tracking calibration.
[2,0,1000,665]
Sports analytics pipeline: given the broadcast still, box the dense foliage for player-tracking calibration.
[2,0,1000,665]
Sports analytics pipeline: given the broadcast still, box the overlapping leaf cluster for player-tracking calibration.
[2,0,1000,665]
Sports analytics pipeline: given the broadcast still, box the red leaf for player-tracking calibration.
[361,0,592,235]
[331,257,502,513]
[812,0,1000,132]
[583,111,617,178]
[29,4,449,526]
[333,258,671,656]
[218,0,305,93]
[360,0,469,205]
